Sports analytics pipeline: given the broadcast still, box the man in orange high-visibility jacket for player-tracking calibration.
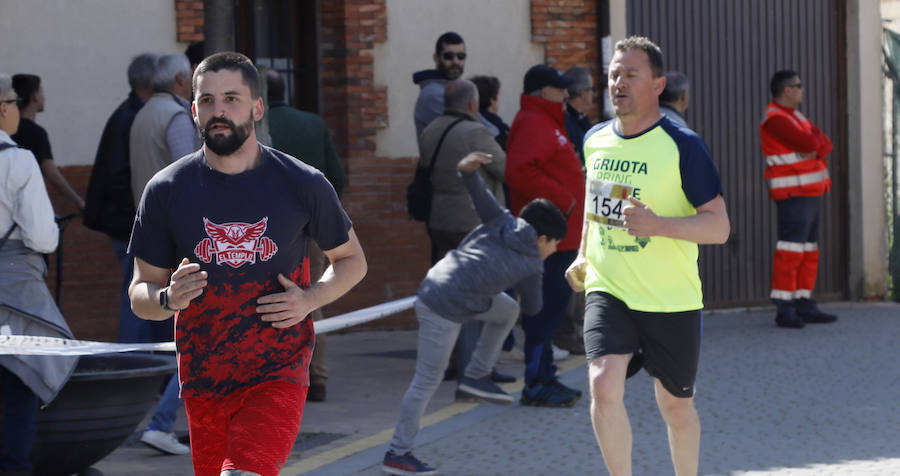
[760,70,837,329]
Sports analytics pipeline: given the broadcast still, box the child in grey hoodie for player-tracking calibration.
[383,152,567,476]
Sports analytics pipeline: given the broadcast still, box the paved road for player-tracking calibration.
[94,302,900,475]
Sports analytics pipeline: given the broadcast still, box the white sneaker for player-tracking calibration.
[552,345,570,361]
[140,429,190,455]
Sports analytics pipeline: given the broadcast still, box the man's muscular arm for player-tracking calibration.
[129,257,208,320]
[623,195,730,244]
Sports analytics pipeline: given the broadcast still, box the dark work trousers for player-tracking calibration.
[1,367,39,472]
[523,250,577,386]
[771,196,821,306]
[427,226,479,374]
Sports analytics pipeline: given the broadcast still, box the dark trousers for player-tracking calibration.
[771,196,821,305]
[523,250,577,386]
[1,368,39,471]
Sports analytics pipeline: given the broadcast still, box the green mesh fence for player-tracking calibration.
[884,28,900,300]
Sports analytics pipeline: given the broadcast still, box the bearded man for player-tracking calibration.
[127,52,367,476]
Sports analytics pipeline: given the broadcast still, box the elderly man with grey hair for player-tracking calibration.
[1,72,77,475]
[563,66,595,166]
[129,53,198,207]
[659,71,690,127]
[418,78,506,265]
[125,53,195,455]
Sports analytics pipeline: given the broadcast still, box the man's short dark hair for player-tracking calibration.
[12,74,41,109]
[185,41,205,68]
[266,69,286,103]
[470,75,500,110]
[770,70,798,98]
[128,53,159,91]
[660,71,689,104]
[563,66,592,98]
[519,198,568,241]
[193,51,261,99]
[615,36,664,77]
[435,32,464,55]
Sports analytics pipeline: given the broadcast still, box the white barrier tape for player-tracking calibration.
[0,335,175,356]
[0,296,417,356]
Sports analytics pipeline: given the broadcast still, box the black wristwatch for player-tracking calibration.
[159,286,178,312]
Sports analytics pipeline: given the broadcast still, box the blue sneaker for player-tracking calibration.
[382,450,438,475]
[549,378,582,398]
[520,381,580,407]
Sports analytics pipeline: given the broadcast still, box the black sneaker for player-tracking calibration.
[775,307,805,329]
[457,376,514,404]
[799,309,837,323]
[795,298,837,323]
[382,450,438,475]
[520,382,580,407]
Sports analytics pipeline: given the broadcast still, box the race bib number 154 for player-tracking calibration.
[586,179,633,229]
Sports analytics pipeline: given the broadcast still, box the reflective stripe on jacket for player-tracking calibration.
[760,101,832,200]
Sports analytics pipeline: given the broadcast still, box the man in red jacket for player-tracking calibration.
[506,64,586,406]
[760,70,837,328]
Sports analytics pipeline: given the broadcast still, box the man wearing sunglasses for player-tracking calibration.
[412,31,466,137]
[761,70,837,328]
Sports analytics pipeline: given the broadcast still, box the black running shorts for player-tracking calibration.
[584,291,702,398]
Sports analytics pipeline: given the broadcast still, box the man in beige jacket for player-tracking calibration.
[419,79,506,264]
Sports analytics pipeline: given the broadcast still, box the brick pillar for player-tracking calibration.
[320,1,426,326]
[176,0,204,43]
[532,0,602,121]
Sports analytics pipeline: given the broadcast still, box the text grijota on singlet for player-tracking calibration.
[591,156,648,198]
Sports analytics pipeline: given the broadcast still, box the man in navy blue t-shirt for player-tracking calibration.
[128,52,367,476]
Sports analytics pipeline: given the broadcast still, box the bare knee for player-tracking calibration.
[588,356,628,411]
[657,394,698,429]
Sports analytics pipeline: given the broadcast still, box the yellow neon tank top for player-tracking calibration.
[582,117,722,312]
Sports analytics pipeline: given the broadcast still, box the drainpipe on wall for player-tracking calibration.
[204,0,235,54]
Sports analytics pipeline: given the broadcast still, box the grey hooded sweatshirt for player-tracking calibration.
[417,170,544,323]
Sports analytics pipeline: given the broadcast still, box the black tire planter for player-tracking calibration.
[1,353,176,476]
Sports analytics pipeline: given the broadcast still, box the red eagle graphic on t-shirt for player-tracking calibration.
[194,217,278,268]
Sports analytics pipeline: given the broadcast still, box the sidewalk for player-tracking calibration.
[92,301,900,475]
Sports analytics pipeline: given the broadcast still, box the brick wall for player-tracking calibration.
[319,0,425,328]
[532,0,602,121]
[46,167,122,341]
[175,0,204,43]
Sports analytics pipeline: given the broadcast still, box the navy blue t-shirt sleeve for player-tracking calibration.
[306,172,352,251]
[128,177,176,269]
[664,122,724,208]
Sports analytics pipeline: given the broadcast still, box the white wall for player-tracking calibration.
[374,0,544,158]
[0,0,185,166]
[847,0,888,298]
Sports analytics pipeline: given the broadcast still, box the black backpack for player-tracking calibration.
[406,118,464,221]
